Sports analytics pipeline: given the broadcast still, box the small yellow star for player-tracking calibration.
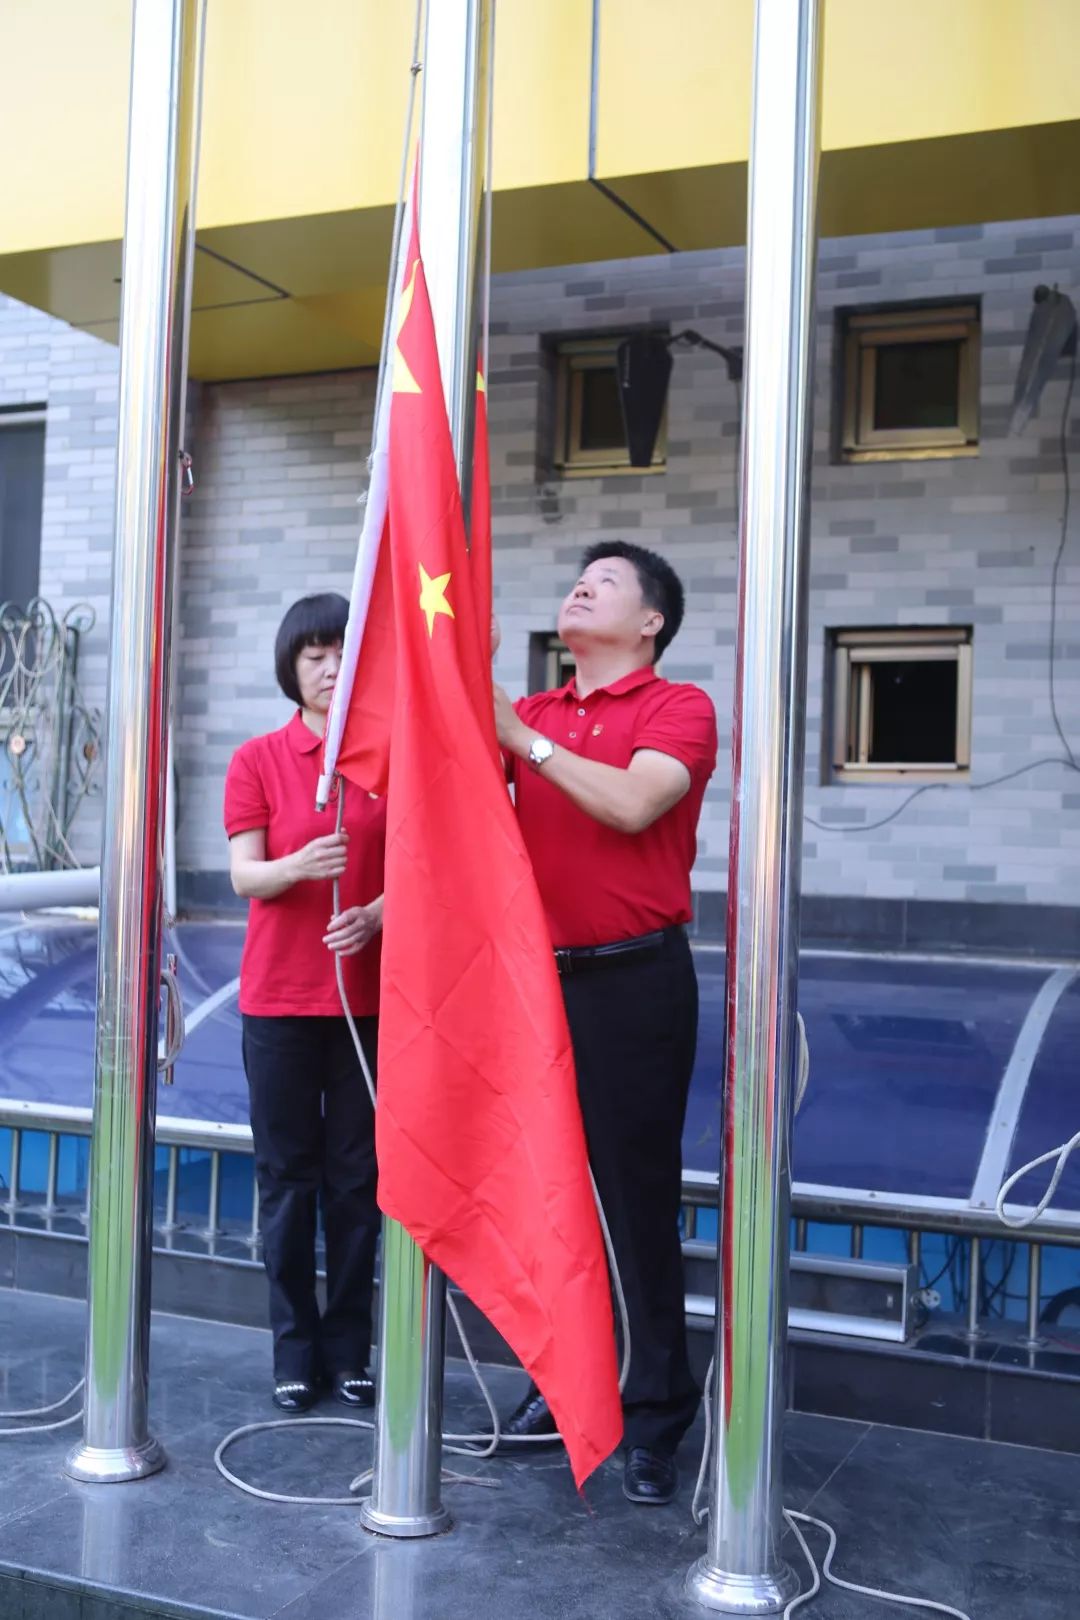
[418,563,454,637]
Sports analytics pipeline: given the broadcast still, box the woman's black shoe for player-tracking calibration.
[496,1384,562,1451]
[272,1379,318,1413]
[332,1371,376,1409]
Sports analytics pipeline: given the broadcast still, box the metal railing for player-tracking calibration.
[1,1096,1073,1355]
[0,1100,258,1257]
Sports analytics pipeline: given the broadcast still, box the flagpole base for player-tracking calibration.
[359,1501,453,1540]
[685,1558,799,1615]
[65,1435,166,1485]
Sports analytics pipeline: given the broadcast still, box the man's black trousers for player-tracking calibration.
[560,927,700,1455]
[242,1014,379,1383]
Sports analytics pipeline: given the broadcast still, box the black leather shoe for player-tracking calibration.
[272,1379,318,1413]
[623,1447,678,1505]
[496,1384,562,1451]
[332,1370,376,1409]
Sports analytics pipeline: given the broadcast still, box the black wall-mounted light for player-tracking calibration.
[616,329,744,468]
[1010,285,1077,436]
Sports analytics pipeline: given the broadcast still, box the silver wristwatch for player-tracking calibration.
[527,734,555,773]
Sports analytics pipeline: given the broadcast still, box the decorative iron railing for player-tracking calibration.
[0,598,101,872]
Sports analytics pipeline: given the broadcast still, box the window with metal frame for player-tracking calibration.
[828,627,973,782]
[0,407,46,607]
[528,631,576,695]
[839,304,980,462]
[552,336,667,475]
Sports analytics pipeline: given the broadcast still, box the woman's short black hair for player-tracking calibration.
[579,540,686,662]
[273,592,349,705]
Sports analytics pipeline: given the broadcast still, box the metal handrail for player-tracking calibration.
[4,1096,1079,1243]
[0,1100,1063,1353]
[0,1098,252,1156]
[684,1168,1080,1246]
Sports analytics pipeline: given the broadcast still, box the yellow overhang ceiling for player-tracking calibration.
[1,0,1078,381]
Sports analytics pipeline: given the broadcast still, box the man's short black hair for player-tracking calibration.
[579,540,685,662]
[274,592,349,705]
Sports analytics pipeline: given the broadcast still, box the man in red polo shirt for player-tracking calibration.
[494,541,717,1506]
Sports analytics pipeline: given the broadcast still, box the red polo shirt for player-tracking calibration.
[512,668,718,948]
[224,712,386,1017]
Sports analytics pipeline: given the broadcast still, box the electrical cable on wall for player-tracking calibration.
[809,342,1079,834]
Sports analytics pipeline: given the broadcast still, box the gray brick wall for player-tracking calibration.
[483,215,1080,908]
[175,372,371,873]
[5,213,1080,909]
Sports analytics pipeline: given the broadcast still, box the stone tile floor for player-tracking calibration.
[0,1289,1074,1619]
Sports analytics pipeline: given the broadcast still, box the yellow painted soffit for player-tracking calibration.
[596,0,1080,180]
[0,0,591,256]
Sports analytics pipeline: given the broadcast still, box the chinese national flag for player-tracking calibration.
[336,207,622,1487]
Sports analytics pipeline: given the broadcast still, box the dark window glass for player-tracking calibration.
[578,367,625,452]
[873,340,961,432]
[0,422,45,606]
[868,660,957,764]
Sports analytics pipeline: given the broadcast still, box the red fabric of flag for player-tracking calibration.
[338,212,622,1487]
[335,535,395,796]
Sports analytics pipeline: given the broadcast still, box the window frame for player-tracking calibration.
[839,304,980,463]
[0,405,47,612]
[829,626,973,783]
[528,631,576,695]
[552,335,667,477]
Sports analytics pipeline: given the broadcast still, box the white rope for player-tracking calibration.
[157,964,185,1070]
[691,1026,970,1619]
[0,1378,84,1436]
[333,770,632,1418]
[691,1355,970,1620]
[215,1416,373,1506]
[0,1409,83,1438]
[794,1011,809,1114]
[995,1129,1080,1229]
[214,1414,499,1506]
[782,1510,972,1620]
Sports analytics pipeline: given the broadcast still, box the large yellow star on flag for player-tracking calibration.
[418,563,454,637]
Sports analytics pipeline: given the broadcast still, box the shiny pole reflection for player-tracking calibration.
[360,0,492,1540]
[686,0,823,1609]
[65,0,206,1484]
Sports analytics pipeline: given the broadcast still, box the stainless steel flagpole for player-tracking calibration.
[360,0,493,1540]
[686,0,823,1607]
[65,0,206,1485]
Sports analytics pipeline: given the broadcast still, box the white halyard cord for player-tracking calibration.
[995,1129,1080,1229]
[688,1026,971,1620]
[0,1378,84,1437]
[689,1356,970,1620]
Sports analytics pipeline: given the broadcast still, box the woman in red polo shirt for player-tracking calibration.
[224,593,386,1414]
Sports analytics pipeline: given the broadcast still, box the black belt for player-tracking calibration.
[553,926,677,977]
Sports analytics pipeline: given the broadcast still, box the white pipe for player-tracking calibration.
[0,867,101,913]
